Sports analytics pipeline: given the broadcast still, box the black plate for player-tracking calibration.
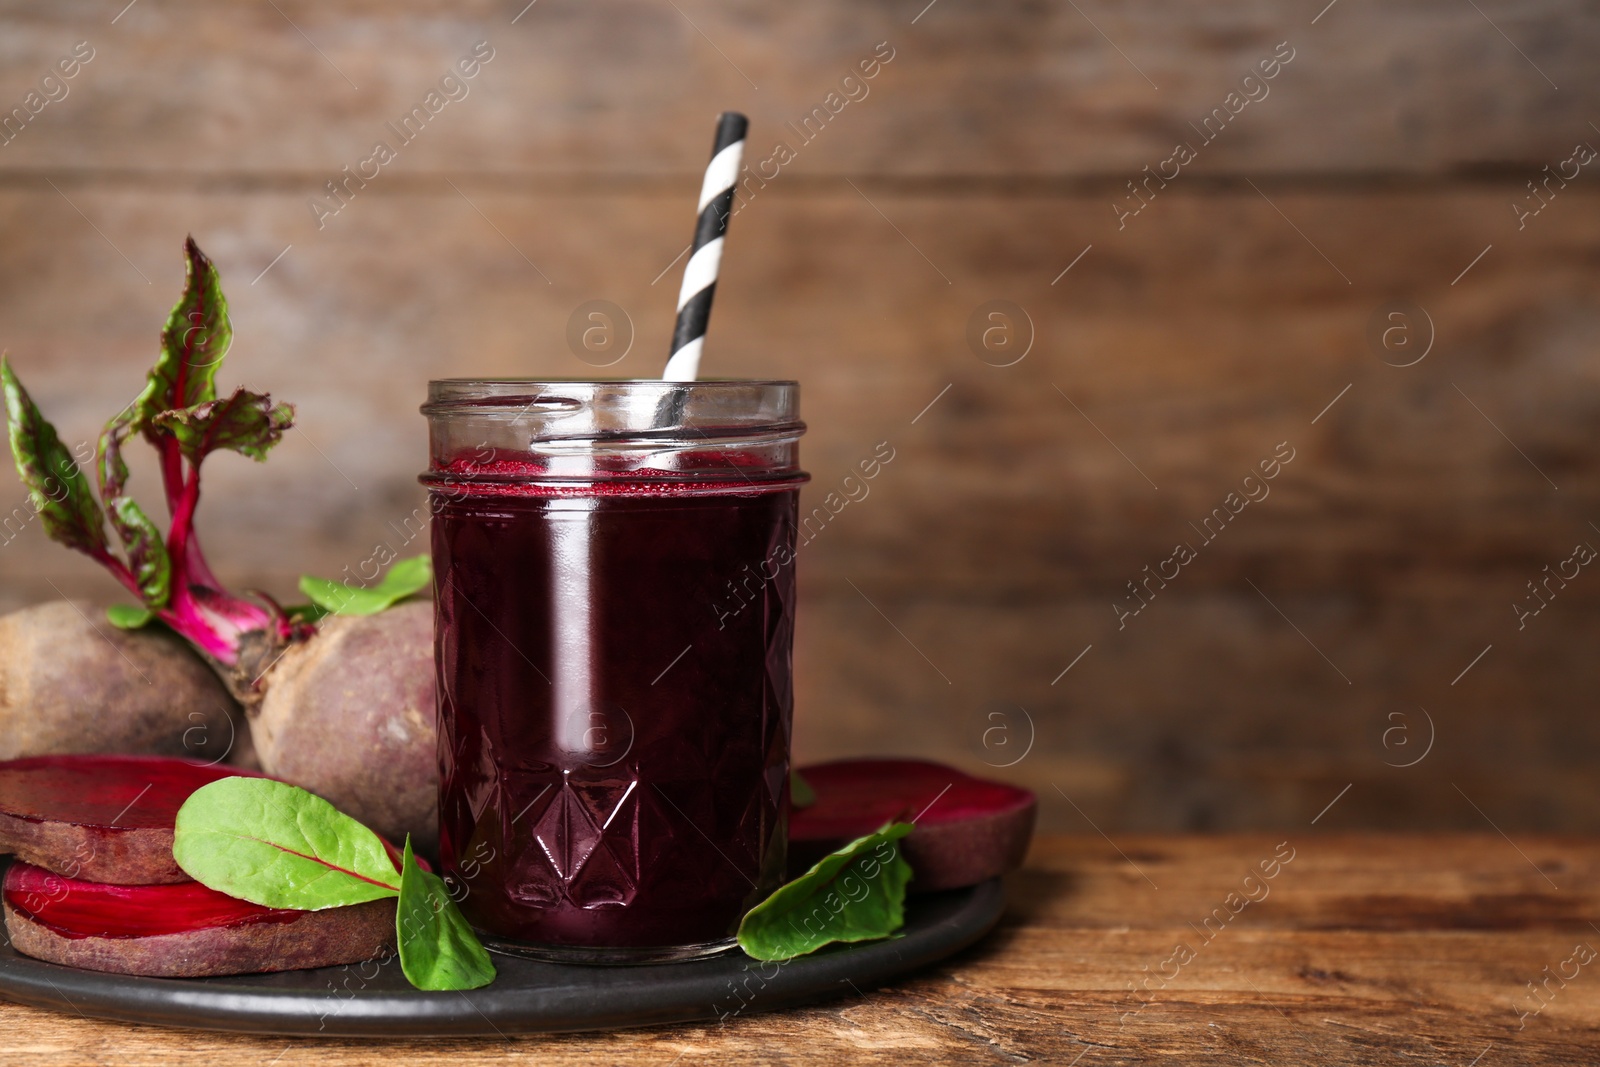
[0,880,1003,1037]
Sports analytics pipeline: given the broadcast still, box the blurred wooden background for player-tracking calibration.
[0,0,1596,834]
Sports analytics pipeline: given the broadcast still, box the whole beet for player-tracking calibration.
[251,600,437,853]
[3,242,433,855]
[0,601,238,763]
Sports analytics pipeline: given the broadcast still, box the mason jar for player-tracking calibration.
[420,379,806,963]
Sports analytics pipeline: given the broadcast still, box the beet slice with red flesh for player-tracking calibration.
[0,755,258,885]
[3,861,396,978]
[789,760,1037,892]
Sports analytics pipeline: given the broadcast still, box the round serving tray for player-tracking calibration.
[0,879,1004,1037]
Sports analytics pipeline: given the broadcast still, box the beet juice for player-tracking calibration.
[422,380,805,962]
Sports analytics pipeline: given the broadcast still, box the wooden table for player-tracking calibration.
[3,835,1597,1064]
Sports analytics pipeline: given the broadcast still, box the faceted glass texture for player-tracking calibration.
[433,489,797,950]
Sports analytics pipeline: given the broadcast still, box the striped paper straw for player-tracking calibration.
[663,111,748,382]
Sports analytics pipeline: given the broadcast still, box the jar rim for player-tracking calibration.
[422,378,799,415]
[422,378,804,490]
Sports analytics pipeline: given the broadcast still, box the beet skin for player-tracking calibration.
[0,754,255,884]
[0,601,239,763]
[252,600,437,853]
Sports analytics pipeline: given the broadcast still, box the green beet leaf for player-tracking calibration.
[109,495,171,604]
[133,236,231,431]
[173,777,402,910]
[300,554,432,616]
[791,771,816,809]
[737,822,914,961]
[105,604,154,629]
[96,409,171,606]
[1,358,109,558]
[152,387,294,465]
[283,601,331,624]
[396,836,496,991]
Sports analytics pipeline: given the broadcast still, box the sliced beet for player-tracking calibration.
[3,861,395,978]
[0,754,257,884]
[788,759,1037,892]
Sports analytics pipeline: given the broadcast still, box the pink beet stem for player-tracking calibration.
[86,544,147,603]
[142,414,281,665]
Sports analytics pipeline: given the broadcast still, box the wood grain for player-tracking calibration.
[0,181,1595,836]
[0,184,1594,600]
[2,835,1598,1064]
[0,1,1591,177]
[0,3,1596,840]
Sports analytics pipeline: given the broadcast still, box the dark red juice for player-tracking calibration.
[432,476,798,950]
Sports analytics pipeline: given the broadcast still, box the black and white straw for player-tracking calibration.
[663,111,747,382]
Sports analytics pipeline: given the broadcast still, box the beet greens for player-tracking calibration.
[2,237,302,697]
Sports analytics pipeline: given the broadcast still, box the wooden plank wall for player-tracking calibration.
[0,0,1596,833]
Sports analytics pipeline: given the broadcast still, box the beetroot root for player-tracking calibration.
[3,861,395,978]
[789,759,1037,892]
[0,601,239,763]
[252,600,437,853]
[3,249,429,868]
[0,754,258,884]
